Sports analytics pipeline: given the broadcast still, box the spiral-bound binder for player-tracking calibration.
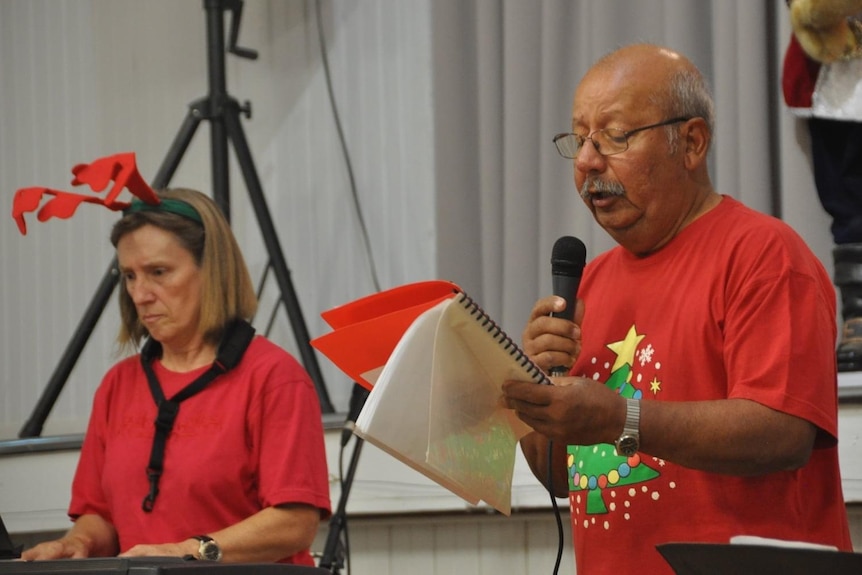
[454,291,551,386]
[311,280,550,515]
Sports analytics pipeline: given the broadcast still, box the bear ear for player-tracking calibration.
[789,0,862,63]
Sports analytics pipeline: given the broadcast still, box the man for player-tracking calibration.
[502,44,852,575]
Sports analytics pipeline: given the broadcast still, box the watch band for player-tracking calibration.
[615,398,641,457]
[623,398,640,434]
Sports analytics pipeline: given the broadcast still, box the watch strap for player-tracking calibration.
[622,397,640,436]
[615,398,641,456]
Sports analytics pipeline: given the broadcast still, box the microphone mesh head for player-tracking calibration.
[551,236,587,275]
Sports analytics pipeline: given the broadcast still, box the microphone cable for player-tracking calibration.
[314,0,381,296]
[547,439,565,575]
[314,5,569,574]
[314,2,383,572]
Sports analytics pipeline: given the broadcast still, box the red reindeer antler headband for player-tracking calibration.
[11,152,199,235]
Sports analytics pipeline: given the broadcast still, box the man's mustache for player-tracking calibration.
[580,177,625,201]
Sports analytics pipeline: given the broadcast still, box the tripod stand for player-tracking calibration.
[19,0,333,438]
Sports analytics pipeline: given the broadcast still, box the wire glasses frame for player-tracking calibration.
[552,116,692,158]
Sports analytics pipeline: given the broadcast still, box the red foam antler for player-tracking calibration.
[11,152,159,235]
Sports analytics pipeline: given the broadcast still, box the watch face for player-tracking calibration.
[616,434,639,457]
[200,540,222,561]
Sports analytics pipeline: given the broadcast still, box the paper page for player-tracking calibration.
[438,297,537,438]
[423,297,541,515]
[353,291,546,514]
[729,535,838,551]
[353,298,481,505]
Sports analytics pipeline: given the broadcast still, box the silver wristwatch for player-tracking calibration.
[614,398,641,457]
[193,535,222,561]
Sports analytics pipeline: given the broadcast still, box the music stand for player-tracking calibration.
[657,542,862,574]
[18,0,333,439]
[0,515,22,560]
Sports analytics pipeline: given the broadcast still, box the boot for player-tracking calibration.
[834,244,862,372]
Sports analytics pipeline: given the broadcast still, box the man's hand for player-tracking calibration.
[502,376,624,446]
[522,295,584,375]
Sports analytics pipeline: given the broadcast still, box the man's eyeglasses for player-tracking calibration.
[552,117,692,158]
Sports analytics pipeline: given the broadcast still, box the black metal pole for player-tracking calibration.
[223,105,333,412]
[319,437,364,573]
[152,104,204,189]
[205,0,232,218]
[205,0,332,411]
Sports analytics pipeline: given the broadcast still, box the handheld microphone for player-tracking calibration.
[549,236,587,376]
[341,382,371,447]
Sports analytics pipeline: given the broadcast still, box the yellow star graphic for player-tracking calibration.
[650,377,661,394]
[606,325,645,372]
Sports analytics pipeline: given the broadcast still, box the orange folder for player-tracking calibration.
[310,280,460,390]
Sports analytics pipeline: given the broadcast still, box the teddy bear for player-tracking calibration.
[783,0,862,372]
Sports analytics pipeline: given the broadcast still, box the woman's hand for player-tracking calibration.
[21,515,118,561]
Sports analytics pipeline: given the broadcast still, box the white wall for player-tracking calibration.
[0,0,437,437]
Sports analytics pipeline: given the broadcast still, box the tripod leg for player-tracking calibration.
[222,103,335,413]
[18,260,119,438]
[319,437,365,573]
[18,106,204,438]
[152,102,205,189]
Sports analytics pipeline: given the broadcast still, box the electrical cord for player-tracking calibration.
[314,0,381,296]
[313,4,566,574]
[314,1,382,572]
[547,439,564,575]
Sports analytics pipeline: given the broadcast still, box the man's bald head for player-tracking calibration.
[579,44,715,141]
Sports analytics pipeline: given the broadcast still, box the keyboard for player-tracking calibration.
[0,557,330,575]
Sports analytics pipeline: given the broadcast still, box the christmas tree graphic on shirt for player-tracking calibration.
[567,324,662,515]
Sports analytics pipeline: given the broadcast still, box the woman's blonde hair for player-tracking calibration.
[110,188,257,352]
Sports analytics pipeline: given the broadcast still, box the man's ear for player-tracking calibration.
[681,117,710,170]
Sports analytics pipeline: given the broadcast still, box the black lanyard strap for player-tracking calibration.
[140,319,255,512]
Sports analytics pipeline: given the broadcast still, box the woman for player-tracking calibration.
[21,187,331,565]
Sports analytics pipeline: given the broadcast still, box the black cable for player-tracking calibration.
[313,5,564,574]
[338,440,350,573]
[547,439,564,575]
[314,1,383,572]
[314,0,381,295]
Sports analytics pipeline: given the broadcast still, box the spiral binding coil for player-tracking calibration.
[454,291,552,385]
